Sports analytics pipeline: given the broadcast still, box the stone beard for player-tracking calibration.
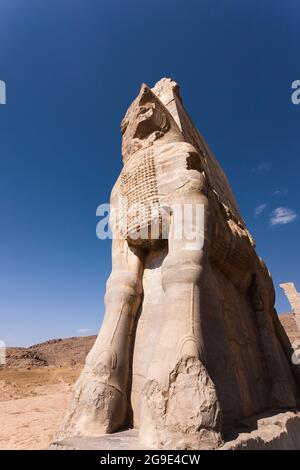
[56,78,300,450]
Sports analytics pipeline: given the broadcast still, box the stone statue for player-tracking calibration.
[57,78,300,449]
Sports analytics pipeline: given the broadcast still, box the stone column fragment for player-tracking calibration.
[280,283,300,331]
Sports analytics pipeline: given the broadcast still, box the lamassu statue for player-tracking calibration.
[57,78,300,449]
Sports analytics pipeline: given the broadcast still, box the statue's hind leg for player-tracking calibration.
[57,239,144,438]
[139,192,223,449]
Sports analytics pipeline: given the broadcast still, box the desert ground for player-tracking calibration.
[0,366,80,450]
[0,315,299,450]
[0,336,95,450]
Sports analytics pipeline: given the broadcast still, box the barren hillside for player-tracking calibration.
[2,336,96,369]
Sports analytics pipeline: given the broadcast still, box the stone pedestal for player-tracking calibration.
[50,411,300,450]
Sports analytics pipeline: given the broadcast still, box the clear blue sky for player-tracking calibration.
[0,0,299,346]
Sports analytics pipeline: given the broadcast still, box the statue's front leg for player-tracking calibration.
[139,192,223,449]
[57,240,144,438]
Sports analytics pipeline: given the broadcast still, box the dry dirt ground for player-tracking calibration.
[0,314,299,450]
[0,366,82,450]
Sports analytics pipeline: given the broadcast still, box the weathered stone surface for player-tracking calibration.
[51,411,300,450]
[222,411,300,450]
[50,429,146,450]
[279,313,300,343]
[55,78,300,449]
[280,283,300,331]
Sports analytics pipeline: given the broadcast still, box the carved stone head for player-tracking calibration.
[121,84,182,162]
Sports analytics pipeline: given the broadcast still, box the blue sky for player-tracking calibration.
[0,0,299,346]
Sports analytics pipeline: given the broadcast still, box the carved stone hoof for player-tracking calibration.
[57,374,127,439]
[177,334,199,359]
[139,355,223,449]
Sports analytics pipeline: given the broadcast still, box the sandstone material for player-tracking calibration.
[222,411,300,450]
[56,78,300,449]
[1,336,96,369]
[51,411,300,450]
[280,283,300,331]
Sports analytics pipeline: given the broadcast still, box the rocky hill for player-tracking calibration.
[2,336,96,369]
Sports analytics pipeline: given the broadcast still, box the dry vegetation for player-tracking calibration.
[0,366,81,401]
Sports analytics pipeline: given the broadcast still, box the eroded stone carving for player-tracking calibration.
[56,78,300,449]
[280,282,300,331]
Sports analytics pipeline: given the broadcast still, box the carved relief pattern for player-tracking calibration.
[120,147,160,240]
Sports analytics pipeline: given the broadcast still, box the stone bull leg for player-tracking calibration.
[57,239,144,438]
[139,192,223,449]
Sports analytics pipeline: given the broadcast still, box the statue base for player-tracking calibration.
[50,410,300,450]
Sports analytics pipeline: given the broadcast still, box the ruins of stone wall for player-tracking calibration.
[280,283,300,331]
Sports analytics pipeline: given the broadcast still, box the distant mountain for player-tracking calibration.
[1,314,299,369]
[1,336,96,369]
